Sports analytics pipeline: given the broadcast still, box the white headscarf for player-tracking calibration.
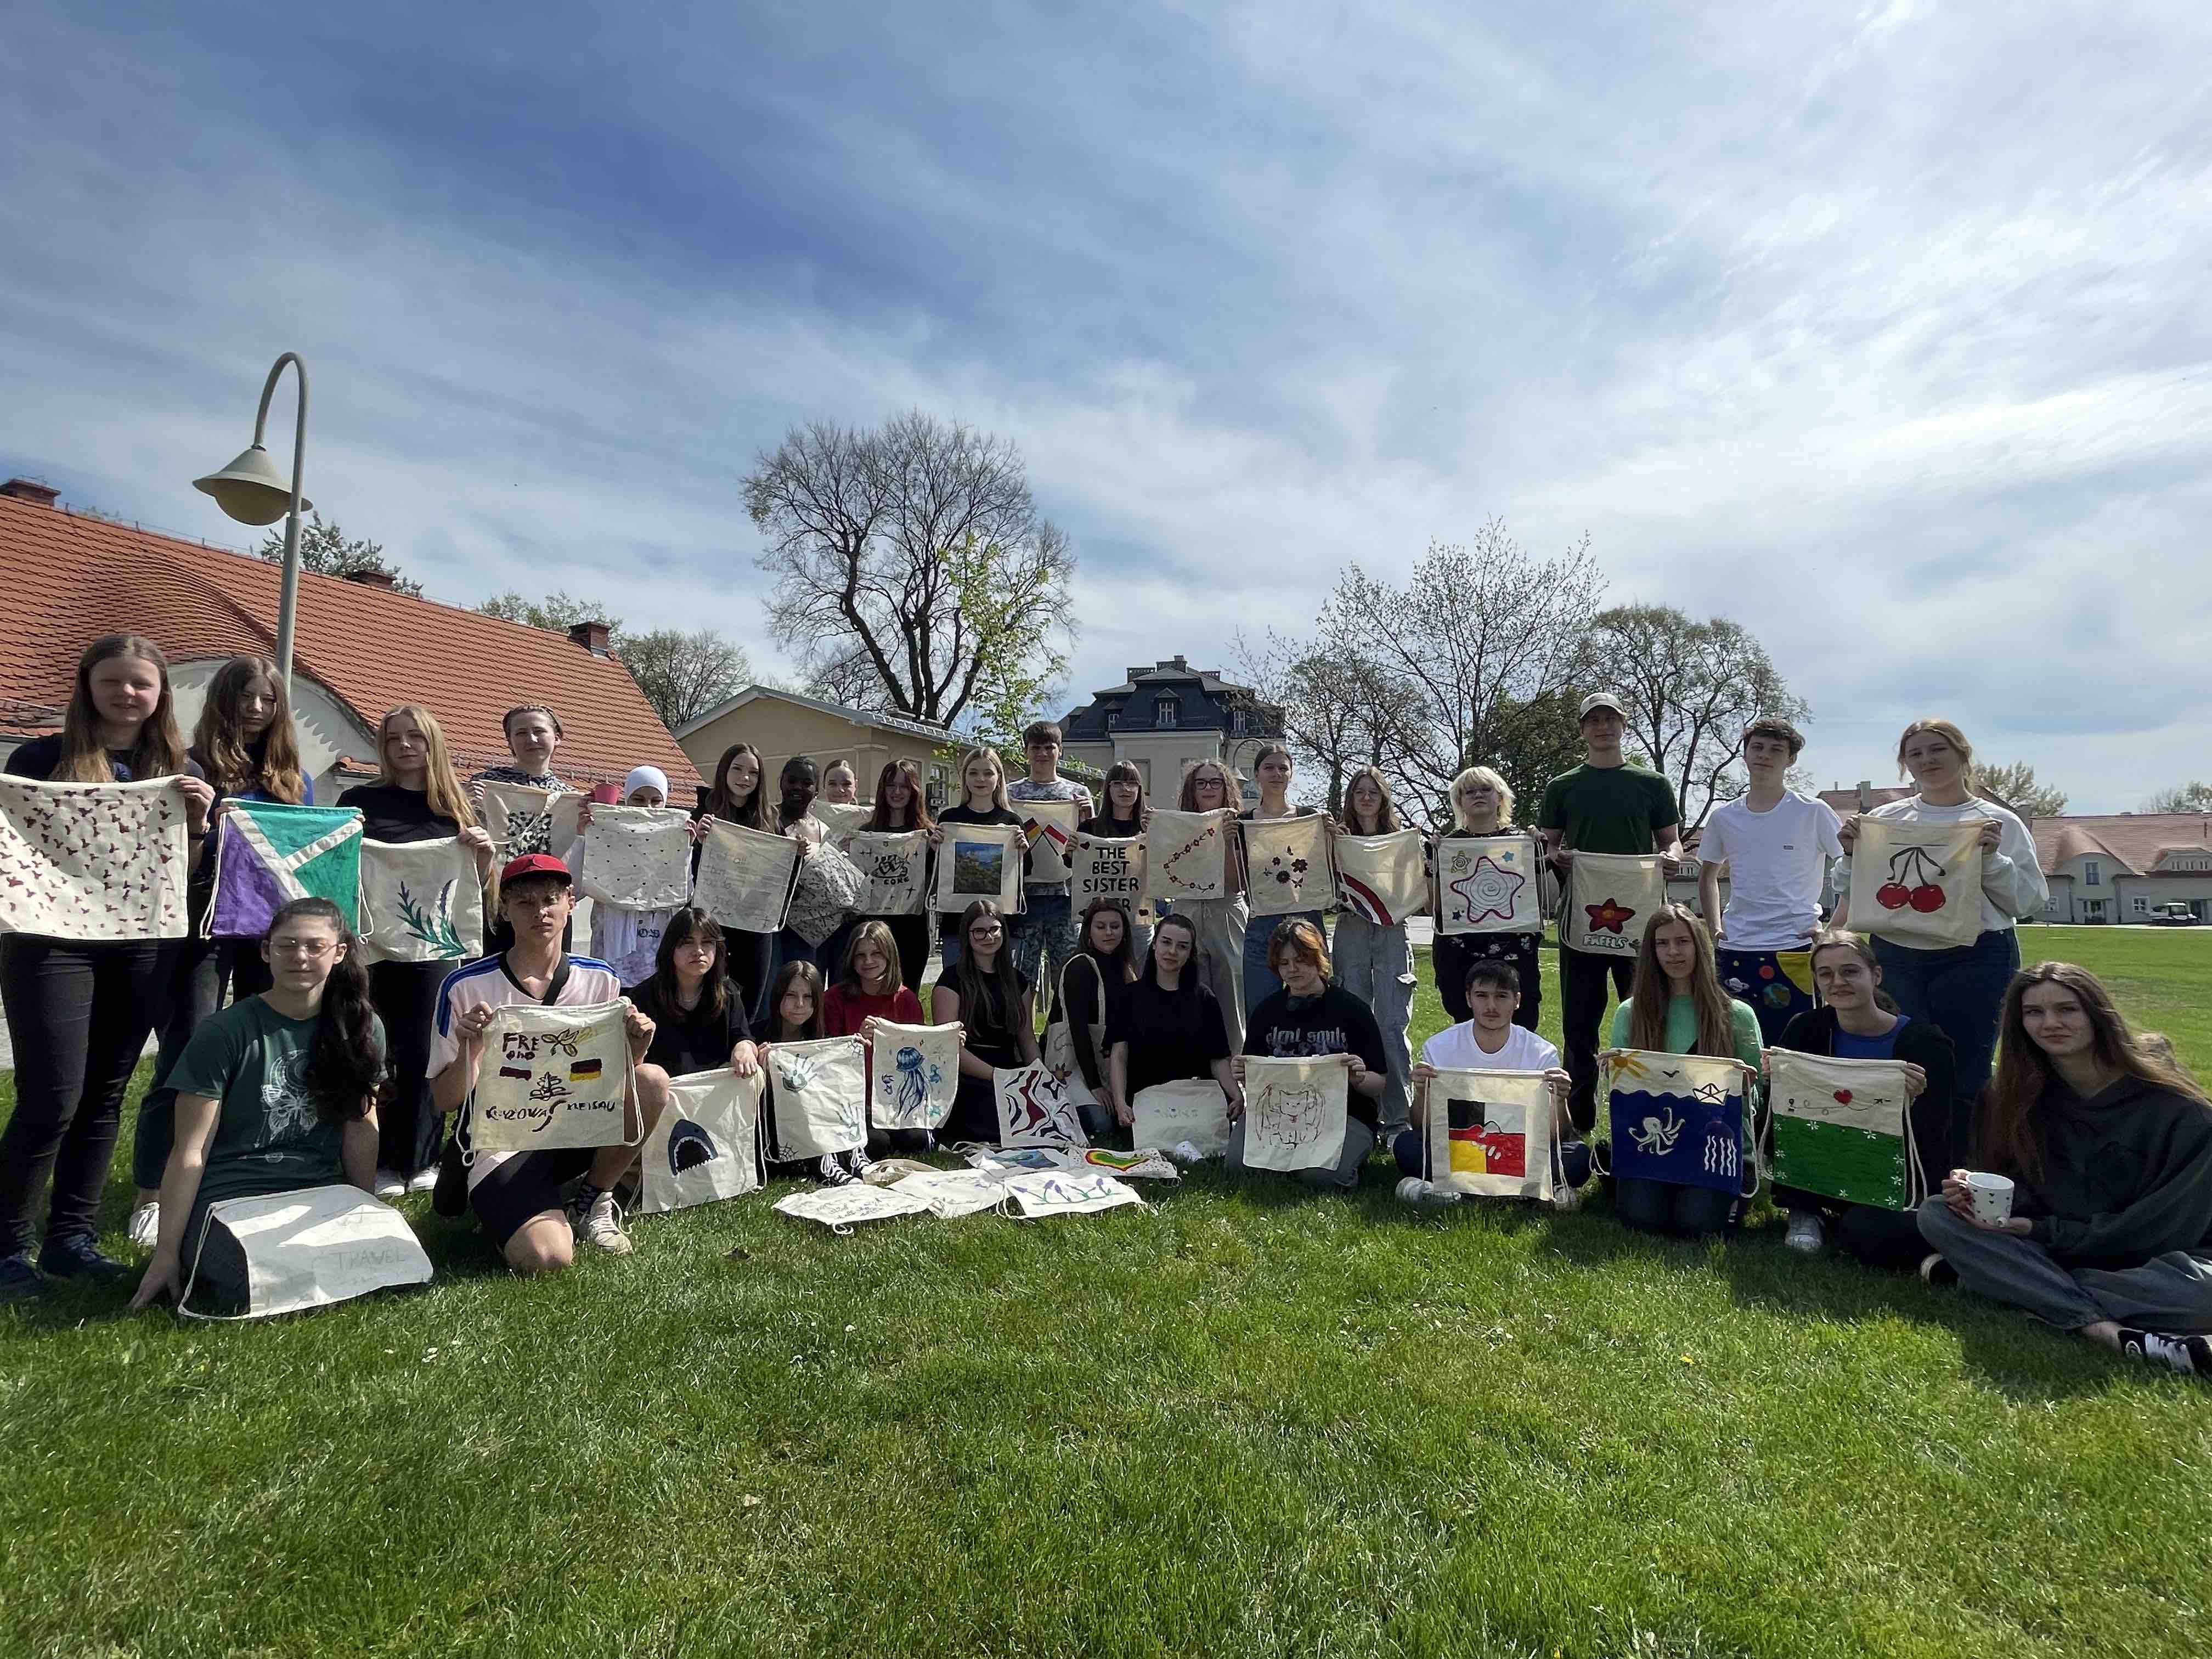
[623,765,671,804]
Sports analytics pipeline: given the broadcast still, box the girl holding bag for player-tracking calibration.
[1044,899,1139,1141]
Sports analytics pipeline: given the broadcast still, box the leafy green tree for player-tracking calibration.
[257,512,421,595]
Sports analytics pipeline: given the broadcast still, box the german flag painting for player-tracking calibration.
[1445,1096,1525,1177]
[569,1058,604,1082]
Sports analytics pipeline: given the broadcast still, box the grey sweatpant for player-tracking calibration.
[1917,1198,2212,1334]
[1224,1115,1377,1192]
[1333,912,1415,1135]
[1180,894,1249,1053]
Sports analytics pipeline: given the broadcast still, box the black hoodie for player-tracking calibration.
[1986,1074,2212,1268]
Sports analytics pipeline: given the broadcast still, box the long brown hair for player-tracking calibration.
[1095,760,1147,830]
[1177,758,1240,812]
[765,959,825,1040]
[1626,903,1738,1058]
[865,758,935,834]
[838,919,905,995]
[193,656,306,801]
[56,635,187,782]
[951,898,1028,1035]
[1341,764,1403,834]
[706,742,772,831]
[1981,961,2211,1185]
[375,705,477,829]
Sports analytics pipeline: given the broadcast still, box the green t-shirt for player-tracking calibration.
[1610,995,1763,1069]
[1537,763,1679,855]
[167,996,386,1209]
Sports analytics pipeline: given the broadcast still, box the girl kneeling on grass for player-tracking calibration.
[132,899,385,1312]
[1600,904,1763,1238]
[823,921,936,1159]
[1766,930,1955,1266]
[760,960,867,1184]
[1916,962,2212,1376]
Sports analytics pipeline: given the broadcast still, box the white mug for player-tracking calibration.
[1963,1171,2015,1224]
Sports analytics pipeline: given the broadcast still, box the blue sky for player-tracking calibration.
[5,2,2209,811]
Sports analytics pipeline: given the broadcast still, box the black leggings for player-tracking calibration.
[0,937,167,1255]
[370,958,450,1176]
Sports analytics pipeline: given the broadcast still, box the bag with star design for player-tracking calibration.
[1564,852,1666,956]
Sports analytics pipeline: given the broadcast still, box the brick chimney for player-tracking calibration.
[1,478,60,507]
[567,619,612,656]
[341,568,396,590]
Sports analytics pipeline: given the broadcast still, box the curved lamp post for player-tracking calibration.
[193,352,311,689]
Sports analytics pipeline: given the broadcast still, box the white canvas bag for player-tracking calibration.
[1240,1054,1351,1173]
[180,1186,432,1321]
[637,1066,765,1214]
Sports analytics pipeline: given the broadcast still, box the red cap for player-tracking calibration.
[499,853,572,887]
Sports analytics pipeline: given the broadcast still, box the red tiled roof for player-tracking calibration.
[0,493,698,790]
[2030,814,2212,879]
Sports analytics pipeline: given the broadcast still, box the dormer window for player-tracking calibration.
[1156,697,1178,729]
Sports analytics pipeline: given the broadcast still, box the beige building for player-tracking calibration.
[2032,814,2212,924]
[675,685,957,808]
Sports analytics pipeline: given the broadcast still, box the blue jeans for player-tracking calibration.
[1871,928,2019,1127]
[1244,909,1325,1016]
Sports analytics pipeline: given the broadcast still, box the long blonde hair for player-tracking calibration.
[57,635,187,783]
[376,704,477,828]
[1627,903,1737,1058]
[955,746,1010,812]
[193,656,306,801]
[1449,765,1516,831]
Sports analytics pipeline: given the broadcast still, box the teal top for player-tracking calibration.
[1611,994,1763,1070]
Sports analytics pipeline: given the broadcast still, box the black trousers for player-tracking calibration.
[370,958,450,1176]
[1560,947,1635,1133]
[0,937,167,1256]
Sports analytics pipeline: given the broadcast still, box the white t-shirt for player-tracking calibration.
[1697,791,1844,951]
[1421,1022,1560,1073]
[429,953,625,1189]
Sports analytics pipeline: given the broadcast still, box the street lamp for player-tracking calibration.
[193,352,312,689]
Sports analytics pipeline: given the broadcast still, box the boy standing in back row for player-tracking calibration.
[1695,716,1845,1044]
[1007,721,1093,1000]
[1538,692,1685,1134]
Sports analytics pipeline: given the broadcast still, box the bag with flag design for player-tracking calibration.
[1423,1068,1556,1201]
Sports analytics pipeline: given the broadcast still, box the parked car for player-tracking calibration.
[2147,903,2202,927]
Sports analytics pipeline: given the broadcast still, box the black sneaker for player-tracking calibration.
[816,1154,858,1188]
[432,1141,469,1218]
[38,1233,128,1283]
[0,1252,43,1304]
[846,1146,875,1181]
[2116,1328,2209,1376]
[1918,1253,1958,1287]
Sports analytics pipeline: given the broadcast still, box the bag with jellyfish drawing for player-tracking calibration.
[1600,1049,1754,1197]
[868,1021,960,1131]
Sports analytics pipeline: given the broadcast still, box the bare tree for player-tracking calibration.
[1967,761,2068,820]
[258,513,421,596]
[618,629,757,732]
[2145,782,2212,814]
[1584,604,1808,830]
[1234,633,1429,816]
[1313,524,1605,812]
[744,413,1075,727]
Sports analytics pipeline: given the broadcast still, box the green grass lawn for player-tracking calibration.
[2,926,2209,1657]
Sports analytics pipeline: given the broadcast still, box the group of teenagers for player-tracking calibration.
[0,638,2207,1376]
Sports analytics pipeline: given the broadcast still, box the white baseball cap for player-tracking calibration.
[1578,692,1627,720]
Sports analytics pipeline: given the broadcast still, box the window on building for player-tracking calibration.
[2084,860,2101,887]
[2135,897,2149,913]
[1104,712,1118,731]
[1156,697,1178,729]
[1232,709,1248,736]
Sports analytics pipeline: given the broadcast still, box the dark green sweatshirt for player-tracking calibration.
[2000,1076,2212,1267]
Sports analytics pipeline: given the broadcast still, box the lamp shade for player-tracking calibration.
[192,443,311,526]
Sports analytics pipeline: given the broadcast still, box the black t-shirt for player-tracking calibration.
[1076,812,1143,839]
[1243,984,1389,1129]
[1106,976,1231,1098]
[627,971,754,1076]
[336,782,461,845]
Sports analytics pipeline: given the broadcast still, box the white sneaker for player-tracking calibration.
[127,1200,160,1250]
[1784,1212,1825,1254]
[373,1169,406,1200]
[571,1188,633,1256]
[405,1167,440,1194]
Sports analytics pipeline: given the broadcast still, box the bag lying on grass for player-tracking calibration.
[772,1183,933,1233]
[891,1166,1013,1218]
[1001,1170,1145,1218]
[1130,1079,1232,1159]
[181,1186,431,1321]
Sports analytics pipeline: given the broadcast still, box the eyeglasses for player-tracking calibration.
[969,924,1003,939]
[270,938,336,958]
